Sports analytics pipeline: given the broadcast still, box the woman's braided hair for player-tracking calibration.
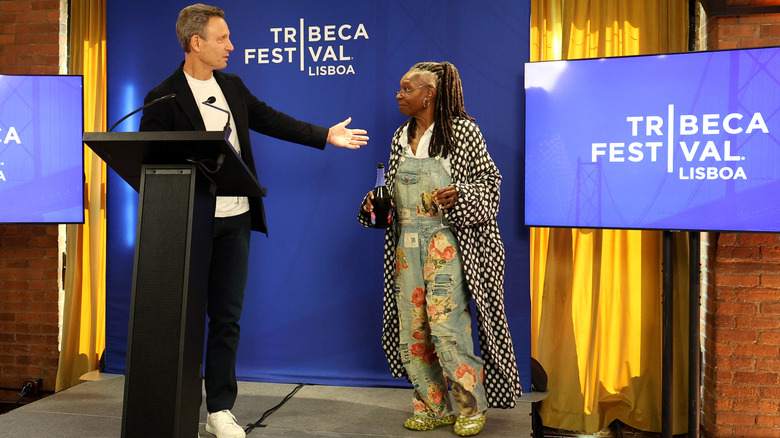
[406,61,473,158]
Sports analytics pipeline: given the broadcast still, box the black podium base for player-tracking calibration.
[121,166,215,438]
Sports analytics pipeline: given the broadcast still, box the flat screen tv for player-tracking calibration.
[525,46,780,232]
[0,75,84,224]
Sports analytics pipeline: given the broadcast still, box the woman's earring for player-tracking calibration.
[423,97,429,108]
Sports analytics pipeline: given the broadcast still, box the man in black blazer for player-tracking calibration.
[139,4,368,438]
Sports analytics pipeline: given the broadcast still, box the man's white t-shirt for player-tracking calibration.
[184,71,249,218]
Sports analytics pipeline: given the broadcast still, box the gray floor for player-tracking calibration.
[0,373,541,437]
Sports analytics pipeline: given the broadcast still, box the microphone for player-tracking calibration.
[108,93,176,132]
[201,96,232,135]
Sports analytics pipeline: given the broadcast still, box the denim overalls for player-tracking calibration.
[393,156,487,418]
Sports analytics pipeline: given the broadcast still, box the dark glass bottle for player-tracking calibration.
[371,163,392,229]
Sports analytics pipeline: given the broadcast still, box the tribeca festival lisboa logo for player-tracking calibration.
[0,126,21,182]
[243,18,369,76]
[589,104,769,181]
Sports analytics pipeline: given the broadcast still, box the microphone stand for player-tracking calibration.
[108,93,176,132]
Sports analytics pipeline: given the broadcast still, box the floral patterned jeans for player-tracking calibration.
[393,156,487,418]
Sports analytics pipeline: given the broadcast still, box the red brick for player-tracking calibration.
[762,301,780,312]
[0,268,43,281]
[734,343,780,357]
[28,280,57,291]
[15,312,57,325]
[735,316,780,330]
[714,341,735,355]
[28,236,57,247]
[31,1,63,12]
[759,332,780,345]
[732,399,780,414]
[716,246,738,259]
[761,274,780,287]
[729,245,762,260]
[737,262,780,273]
[719,233,739,246]
[755,357,780,372]
[738,233,780,245]
[15,11,48,23]
[716,356,755,371]
[717,411,758,426]
[716,370,735,383]
[713,397,734,411]
[18,45,60,58]
[757,414,780,428]
[2,290,32,301]
[733,427,780,438]
[717,329,758,343]
[28,291,56,303]
[734,371,779,385]
[741,37,780,47]
[719,384,760,399]
[762,246,780,260]
[1,302,29,313]
[0,258,29,268]
[740,13,780,24]
[712,314,736,329]
[715,286,736,299]
[27,258,57,269]
[715,273,761,287]
[28,301,56,313]
[759,386,780,399]
[28,65,58,75]
[0,2,31,13]
[716,301,757,315]
[13,225,32,234]
[2,235,30,246]
[12,247,47,259]
[736,287,780,301]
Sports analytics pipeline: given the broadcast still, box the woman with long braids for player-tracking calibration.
[358,62,521,436]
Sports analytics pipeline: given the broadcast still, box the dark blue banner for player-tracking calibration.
[106,0,530,390]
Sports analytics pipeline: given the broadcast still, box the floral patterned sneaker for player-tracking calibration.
[454,411,487,436]
[403,414,457,431]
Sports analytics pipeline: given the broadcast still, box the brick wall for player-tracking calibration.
[702,233,780,437]
[0,226,61,399]
[0,0,68,401]
[697,2,780,436]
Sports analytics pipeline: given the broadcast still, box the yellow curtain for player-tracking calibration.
[530,0,690,434]
[56,0,107,392]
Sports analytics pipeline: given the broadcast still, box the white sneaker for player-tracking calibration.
[205,410,246,438]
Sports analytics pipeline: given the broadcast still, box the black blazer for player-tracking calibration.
[139,63,329,234]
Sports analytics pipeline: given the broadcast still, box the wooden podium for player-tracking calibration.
[83,131,265,438]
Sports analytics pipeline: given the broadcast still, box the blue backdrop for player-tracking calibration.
[105,0,531,391]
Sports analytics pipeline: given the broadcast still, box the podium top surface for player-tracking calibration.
[83,131,266,197]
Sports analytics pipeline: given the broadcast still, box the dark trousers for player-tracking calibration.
[204,211,252,413]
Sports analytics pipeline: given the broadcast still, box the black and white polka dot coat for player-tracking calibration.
[358,118,522,408]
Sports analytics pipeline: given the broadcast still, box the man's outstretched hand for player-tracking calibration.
[327,117,369,149]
